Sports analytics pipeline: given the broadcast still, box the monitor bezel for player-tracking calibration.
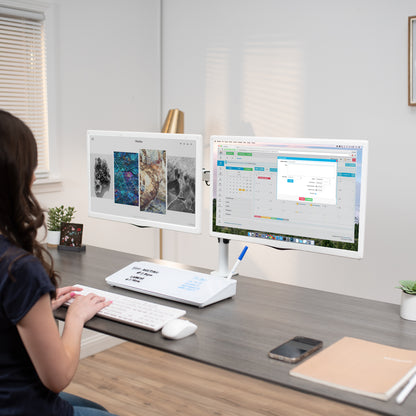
[87,130,203,234]
[210,135,368,259]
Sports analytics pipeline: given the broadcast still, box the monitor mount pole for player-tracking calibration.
[210,238,230,278]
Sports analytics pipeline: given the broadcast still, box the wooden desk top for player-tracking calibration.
[52,246,415,416]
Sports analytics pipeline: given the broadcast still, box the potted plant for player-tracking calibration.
[47,205,75,247]
[397,280,416,321]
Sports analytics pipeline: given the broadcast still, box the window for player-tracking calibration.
[0,5,49,177]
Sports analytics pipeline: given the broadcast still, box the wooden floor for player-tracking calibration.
[65,342,380,416]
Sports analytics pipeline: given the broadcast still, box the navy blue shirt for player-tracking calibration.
[0,236,73,416]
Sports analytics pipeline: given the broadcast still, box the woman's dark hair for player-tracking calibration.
[0,109,58,293]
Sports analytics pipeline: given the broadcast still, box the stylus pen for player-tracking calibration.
[396,373,416,404]
[226,246,248,280]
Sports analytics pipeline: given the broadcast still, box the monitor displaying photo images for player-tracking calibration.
[88,130,202,233]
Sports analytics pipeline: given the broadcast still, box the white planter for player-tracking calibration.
[47,230,61,247]
[400,292,416,321]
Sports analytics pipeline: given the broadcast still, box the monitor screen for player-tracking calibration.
[211,136,368,258]
[88,130,202,233]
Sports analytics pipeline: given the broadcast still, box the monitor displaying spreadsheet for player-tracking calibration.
[211,136,368,258]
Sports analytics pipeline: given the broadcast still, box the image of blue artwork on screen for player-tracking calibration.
[114,151,139,206]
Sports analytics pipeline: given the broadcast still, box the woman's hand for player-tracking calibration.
[66,292,112,324]
[51,286,82,311]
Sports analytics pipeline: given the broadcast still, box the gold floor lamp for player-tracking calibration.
[160,109,184,258]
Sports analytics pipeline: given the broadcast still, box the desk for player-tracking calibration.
[52,246,415,416]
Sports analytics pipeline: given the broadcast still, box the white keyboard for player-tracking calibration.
[64,284,186,332]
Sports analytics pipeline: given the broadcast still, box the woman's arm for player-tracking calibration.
[17,292,111,393]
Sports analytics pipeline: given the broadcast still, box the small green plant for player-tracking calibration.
[397,280,416,295]
[47,205,75,231]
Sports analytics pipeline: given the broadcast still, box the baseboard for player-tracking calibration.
[80,329,125,359]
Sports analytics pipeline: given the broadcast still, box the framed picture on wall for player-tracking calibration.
[409,16,416,106]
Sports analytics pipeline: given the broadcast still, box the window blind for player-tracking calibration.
[0,7,49,176]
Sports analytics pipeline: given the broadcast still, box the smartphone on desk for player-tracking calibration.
[268,336,323,363]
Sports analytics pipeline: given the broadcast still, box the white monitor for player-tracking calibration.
[88,130,202,234]
[211,135,368,258]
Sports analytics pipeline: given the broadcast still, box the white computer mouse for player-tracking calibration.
[161,319,198,340]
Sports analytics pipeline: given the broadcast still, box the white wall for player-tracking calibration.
[34,0,416,306]
[161,0,416,304]
[35,0,161,257]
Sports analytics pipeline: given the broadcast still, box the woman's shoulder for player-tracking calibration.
[0,236,47,282]
[0,235,32,263]
[0,237,54,326]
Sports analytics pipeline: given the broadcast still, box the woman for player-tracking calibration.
[0,110,117,416]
